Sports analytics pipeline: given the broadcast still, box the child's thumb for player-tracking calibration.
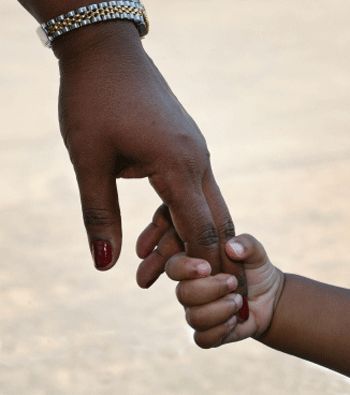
[225,234,267,268]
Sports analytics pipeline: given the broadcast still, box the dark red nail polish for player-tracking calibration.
[91,240,112,270]
[238,296,249,321]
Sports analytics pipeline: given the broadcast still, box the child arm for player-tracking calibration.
[164,234,350,376]
[260,274,350,376]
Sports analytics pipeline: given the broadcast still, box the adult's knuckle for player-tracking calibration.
[82,208,117,228]
[149,174,174,205]
[197,224,219,247]
[172,129,209,168]
[181,155,203,178]
[217,218,236,240]
[64,130,105,174]
[176,129,198,147]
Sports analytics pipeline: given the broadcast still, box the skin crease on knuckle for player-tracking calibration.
[196,224,220,248]
[217,218,236,240]
[82,208,118,228]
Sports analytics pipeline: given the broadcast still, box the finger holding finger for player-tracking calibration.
[150,171,222,274]
[202,168,247,296]
[185,293,243,331]
[176,273,238,307]
[202,168,249,322]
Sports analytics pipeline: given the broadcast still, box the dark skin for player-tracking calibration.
[17,1,349,375]
[17,1,248,305]
[139,229,350,377]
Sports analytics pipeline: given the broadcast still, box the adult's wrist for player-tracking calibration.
[53,21,143,63]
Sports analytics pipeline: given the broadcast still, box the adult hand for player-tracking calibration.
[164,234,285,348]
[54,21,247,295]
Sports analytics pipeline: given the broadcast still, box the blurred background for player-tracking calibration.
[1,0,350,393]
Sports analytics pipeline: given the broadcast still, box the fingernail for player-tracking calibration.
[91,240,112,270]
[227,316,237,329]
[197,262,211,276]
[229,240,245,257]
[238,296,249,321]
[226,276,237,291]
[232,293,243,309]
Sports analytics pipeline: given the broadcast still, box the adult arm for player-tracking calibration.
[17,0,247,300]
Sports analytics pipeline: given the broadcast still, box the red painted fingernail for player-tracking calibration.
[238,296,249,321]
[91,240,113,270]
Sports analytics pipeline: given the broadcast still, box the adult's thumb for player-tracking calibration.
[76,168,122,271]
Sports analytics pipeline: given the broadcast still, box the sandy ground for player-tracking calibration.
[1,1,350,394]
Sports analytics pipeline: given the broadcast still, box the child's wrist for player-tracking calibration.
[272,268,286,311]
[254,265,286,340]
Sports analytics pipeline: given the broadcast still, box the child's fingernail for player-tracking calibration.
[238,296,250,321]
[232,293,243,309]
[227,316,237,329]
[228,240,245,257]
[197,262,211,276]
[226,276,237,291]
[91,240,113,270]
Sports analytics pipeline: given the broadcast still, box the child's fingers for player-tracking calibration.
[185,293,243,331]
[165,253,212,281]
[136,204,172,258]
[176,273,238,307]
[193,316,238,349]
[136,227,183,288]
[221,311,259,345]
[225,234,268,269]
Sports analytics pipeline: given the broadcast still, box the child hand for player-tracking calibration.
[165,234,285,348]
